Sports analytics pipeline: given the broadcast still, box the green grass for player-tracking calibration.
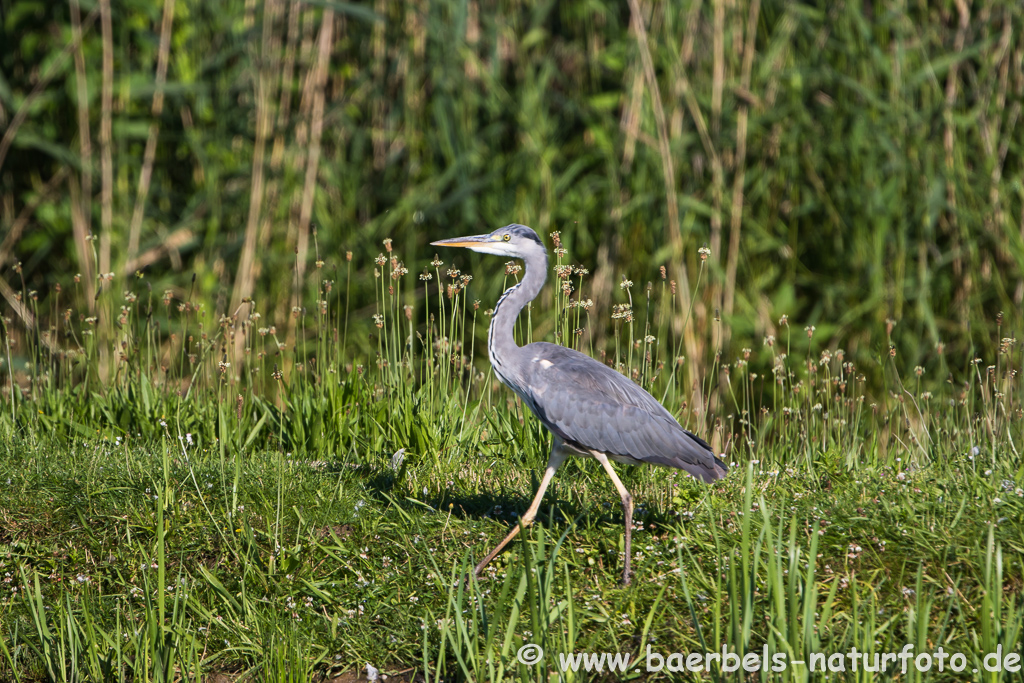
[0,240,1022,681]
[0,423,1021,680]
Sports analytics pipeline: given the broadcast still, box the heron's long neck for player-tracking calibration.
[488,251,547,376]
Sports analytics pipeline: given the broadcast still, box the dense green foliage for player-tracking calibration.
[2,0,1023,376]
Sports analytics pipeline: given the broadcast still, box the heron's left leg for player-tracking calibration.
[474,445,568,577]
[591,452,634,586]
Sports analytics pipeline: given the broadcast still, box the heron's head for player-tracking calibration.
[431,224,546,259]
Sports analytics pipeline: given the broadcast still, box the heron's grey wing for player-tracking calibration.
[520,343,727,483]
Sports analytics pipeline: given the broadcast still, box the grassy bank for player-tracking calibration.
[1,409,1021,680]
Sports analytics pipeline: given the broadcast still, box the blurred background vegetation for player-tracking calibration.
[1,0,1022,392]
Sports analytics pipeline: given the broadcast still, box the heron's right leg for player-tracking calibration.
[591,451,634,586]
[474,446,568,576]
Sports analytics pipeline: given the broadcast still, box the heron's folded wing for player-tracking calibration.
[522,344,725,482]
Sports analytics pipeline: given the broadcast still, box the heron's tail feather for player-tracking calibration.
[682,429,729,482]
[710,454,729,480]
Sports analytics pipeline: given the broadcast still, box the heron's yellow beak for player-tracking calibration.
[430,234,496,248]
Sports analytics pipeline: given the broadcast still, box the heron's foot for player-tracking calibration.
[456,569,477,591]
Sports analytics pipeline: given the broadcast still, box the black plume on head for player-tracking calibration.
[500,224,543,246]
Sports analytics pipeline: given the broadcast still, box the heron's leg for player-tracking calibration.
[474,446,568,576]
[591,452,634,586]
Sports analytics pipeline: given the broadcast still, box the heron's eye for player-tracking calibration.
[502,234,511,242]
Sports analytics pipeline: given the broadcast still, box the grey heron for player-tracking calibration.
[432,224,727,585]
